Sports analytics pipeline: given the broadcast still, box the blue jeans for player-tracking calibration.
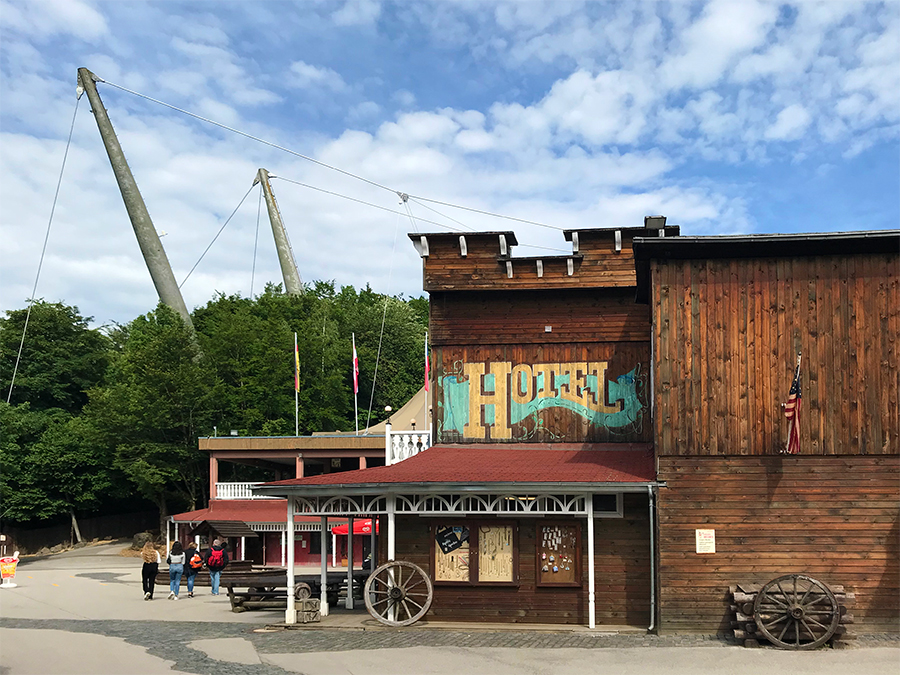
[186,572,196,593]
[169,563,183,595]
[209,570,221,595]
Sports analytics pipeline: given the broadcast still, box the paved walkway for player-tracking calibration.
[1,543,897,675]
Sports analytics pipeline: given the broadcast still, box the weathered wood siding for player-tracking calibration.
[430,289,649,345]
[434,342,651,443]
[657,455,900,633]
[652,253,899,456]
[392,494,651,625]
[417,227,678,292]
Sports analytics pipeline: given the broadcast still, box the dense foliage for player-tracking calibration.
[0,284,428,530]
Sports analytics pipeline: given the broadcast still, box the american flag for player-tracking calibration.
[783,358,802,454]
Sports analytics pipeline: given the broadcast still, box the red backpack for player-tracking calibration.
[207,547,225,569]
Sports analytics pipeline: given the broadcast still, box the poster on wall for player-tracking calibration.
[537,524,580,586]
[695,529,716,554]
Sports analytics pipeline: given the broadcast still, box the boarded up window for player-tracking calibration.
[537,523,580,586]
[477,525,514,582]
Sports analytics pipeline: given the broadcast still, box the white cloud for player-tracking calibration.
[661,0,778,89]
[765,104,812,141]
[332,0,381,27]
[0,0,108,41]
[288,61,349,92]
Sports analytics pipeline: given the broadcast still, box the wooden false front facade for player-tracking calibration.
[405,227,660,625]
[635,232,900,634]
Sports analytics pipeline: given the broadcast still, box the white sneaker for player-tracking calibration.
[167,591,174,600]
[173,595,179,600]
[144,592,150,600]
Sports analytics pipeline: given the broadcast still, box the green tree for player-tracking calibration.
[0,301,111,413]
[87,304,217,530]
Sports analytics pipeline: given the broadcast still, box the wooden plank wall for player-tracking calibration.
[392,494,651,625]
[430,289,650,345]
[652,253,899,456]
[657,455,900,633]
[435,342,651,443]
[419,228,677,292]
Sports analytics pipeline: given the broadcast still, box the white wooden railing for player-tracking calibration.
[215,482,280,500]
[385,426,431,466]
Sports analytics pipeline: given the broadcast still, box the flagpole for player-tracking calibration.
[294,332,299,437]
[353,333,359,436]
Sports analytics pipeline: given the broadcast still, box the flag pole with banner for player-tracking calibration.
[784,351,802,454]
[294,332,300,436]
[352,333,359,435]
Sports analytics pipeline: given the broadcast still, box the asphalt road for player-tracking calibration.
[1,542,897,675]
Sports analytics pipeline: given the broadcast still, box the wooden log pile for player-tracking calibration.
[729,582,856,649]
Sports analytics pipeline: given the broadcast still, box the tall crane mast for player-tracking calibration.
[253,169,304,295]
[76,68,193,329]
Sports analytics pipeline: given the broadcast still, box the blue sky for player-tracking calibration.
[1,0,897,326]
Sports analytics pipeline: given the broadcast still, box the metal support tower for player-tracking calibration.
[77,67,193,329]
[253,169,304,295]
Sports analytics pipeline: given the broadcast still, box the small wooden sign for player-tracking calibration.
[695,529,716,554]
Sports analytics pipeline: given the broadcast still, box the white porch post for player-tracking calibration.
[320,516,329,616]
[280,530,286,568]
[387,495,396,622]
[346,516,354,609]
[332,534,336,567]
[369,517,377,568]
[285,497,296,624]
[240,536,246,561]
[385,417,392,466]
[587,494,596,629]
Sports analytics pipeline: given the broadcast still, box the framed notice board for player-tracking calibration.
[536,522,581,587]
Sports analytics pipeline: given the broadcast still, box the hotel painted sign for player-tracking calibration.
[439,360,645,441]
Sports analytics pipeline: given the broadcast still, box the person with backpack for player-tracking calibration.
[185,543,203,598]
[205,537,229,595]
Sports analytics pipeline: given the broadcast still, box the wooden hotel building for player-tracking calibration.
[258,224,899,632]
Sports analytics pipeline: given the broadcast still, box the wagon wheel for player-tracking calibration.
[294,582,312,600]
[753,574,839,650]
[364,560,433,627]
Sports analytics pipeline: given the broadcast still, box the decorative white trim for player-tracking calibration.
[615,230,622,252]
[567,258,574,276]
[288,492,625,518]
[506,260,513,278]
[459,235,467,257]
[536,260,543,277]
[388,431,431,464]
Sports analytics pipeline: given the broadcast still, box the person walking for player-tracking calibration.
[166,541,185,600]
[140,541,160,600]
[185,543,203,598]
[205,537,229,596]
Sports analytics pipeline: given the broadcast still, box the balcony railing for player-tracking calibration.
[386,429,431,465]
[215,482,280,500]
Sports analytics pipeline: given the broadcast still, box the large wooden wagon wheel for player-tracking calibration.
[364,560,433,627]
[753,574,840,650]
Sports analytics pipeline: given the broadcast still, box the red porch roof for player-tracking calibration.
[171,499,321,524]
[261,444,655,488]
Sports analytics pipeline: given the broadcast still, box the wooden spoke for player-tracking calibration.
[364,560,434,627]
[754,575,839,650]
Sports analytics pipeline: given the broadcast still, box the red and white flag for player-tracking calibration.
[424,331,430,392]
[352,336,359,395]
